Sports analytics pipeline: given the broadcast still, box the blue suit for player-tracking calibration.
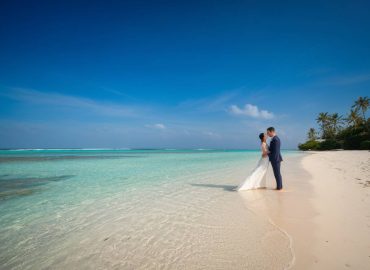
[268,136,283,189]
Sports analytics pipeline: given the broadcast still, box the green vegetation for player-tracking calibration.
[299,96,370,151]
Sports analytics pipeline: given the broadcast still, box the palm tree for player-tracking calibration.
[330,113,344,135]
[316,112,330,138]
[352,96,369,123]
[345,109,361,129]
[307,128,317,141]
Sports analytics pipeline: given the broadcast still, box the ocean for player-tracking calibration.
[0,149,301,269]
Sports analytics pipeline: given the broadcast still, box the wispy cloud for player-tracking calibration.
[300,67,334,77]
[101,87,140,102]
[320,73,370,86]
[202,131,221,139]
[145,123,166,130]
[0,88,140,117]
[177,90,240,112]
[229,104,274,119]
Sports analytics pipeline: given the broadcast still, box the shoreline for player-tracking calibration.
[238,150,370,269]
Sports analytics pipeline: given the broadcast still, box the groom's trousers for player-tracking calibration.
[271,161,283,190]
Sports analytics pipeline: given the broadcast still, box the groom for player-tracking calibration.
[267,127,283,190]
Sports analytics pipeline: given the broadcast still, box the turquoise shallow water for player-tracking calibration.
[0,149,257,202]
[0,149,302,269]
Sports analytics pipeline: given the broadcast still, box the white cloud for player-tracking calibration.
[146,123,166,130]
[229,104,274,119]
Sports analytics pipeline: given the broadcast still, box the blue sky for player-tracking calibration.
[0,0,369,149]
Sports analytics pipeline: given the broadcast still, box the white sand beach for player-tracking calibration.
[239,151,370,269]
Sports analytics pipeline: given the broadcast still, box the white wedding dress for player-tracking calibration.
[237,142,269,191]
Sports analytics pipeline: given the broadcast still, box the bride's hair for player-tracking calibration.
[259,133,265,142]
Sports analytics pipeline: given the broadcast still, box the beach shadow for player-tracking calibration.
[190,183,238,192]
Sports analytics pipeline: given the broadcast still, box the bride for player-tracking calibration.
[237,133,269,191]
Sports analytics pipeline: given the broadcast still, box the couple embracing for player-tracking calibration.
[237,127,283,191]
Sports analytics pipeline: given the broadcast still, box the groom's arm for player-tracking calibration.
[276,138,281,152]
[268,139,275,158]
[276,137,283,161]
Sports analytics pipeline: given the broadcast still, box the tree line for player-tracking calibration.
[299,96,370,150]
